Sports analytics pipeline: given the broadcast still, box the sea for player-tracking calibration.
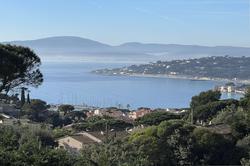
[29,61,242,109]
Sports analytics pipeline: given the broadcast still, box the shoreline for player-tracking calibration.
[97,72,250,84]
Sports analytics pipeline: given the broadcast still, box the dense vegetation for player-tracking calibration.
[1,89,250,165]
[190,90,239,122]
[21,99,79,128]
[0,125,77,166]
[135,111,183,126]
[79,90,249,166]
[72,115,133,132]
[93,56,250,80]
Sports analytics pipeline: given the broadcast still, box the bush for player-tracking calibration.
[73,116,133,132]
[193,99,238,121]
[136,111,182,126]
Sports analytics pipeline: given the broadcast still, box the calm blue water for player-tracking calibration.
[30,62,242,109]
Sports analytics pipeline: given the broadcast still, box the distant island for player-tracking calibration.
[92,56,250,83]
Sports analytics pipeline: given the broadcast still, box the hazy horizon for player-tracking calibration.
[2,35,250,48]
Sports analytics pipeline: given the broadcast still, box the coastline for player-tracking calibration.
[98,72,250,84]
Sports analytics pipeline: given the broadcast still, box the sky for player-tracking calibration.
[0,0,250,47]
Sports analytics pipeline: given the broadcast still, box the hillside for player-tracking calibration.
[4,36,112,54]
[3,36,250,62]
[6,36,111,48]
[92,56,250,81]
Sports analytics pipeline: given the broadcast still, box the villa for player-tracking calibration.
[57,132,102,153]
[57,131,128,153]
[129,107,152,120]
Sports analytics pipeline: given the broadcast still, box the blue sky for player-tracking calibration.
[0,0,250,46]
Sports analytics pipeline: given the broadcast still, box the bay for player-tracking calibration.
[30,62,242,109]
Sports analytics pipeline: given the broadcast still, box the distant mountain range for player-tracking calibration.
[3,36,250,62]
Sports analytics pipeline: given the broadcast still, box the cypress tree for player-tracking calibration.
[21,88,25,106]
[27,93,31,104]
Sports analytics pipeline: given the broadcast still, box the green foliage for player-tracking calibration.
[0,125,75,166]
[212,107,250,139]
[240,87,250,110]
[97,56,250,80]
[192,128,242,165]
[228,111,250,139]
[78,139,150,166]
[193,99,238,121]
[0,44,43,94]
[0,93,19,104]
[41,149,76,166]
[67,111,87,122]
[188,90,240,122]
[237,135,250,153]
[52,128,73,139]
[0,114,248,166]
[21,103,91,129]
[190,90,221,109]
[33,128,57,147]
[129,119,246,165]
[0,124,149,166]
[2,88,250,165]
[26,99,48,111]
[210,98,250,140]
[22,99,49,122]
[241,158,250,166]
[0,140,76,166]
[58,104,75,115]
[73,116,133,131]
[136,111,182,126]
[0,126,20,150]
[129,120,195,166]
[211,108,233,124]
[45,112,72,128]
[237,136,250,165]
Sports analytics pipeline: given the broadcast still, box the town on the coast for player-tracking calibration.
[1,44,250,165]
[1,0,250,164]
